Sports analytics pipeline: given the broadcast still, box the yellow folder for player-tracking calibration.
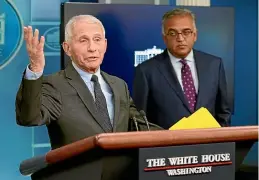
[169,107,221,130]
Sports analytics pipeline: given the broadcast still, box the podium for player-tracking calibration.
[20,126,258,180]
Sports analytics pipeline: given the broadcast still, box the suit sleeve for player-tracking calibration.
[132,65,149,112]
[24,65,43,80]
[215,60,232,126]
[15,75,62,126]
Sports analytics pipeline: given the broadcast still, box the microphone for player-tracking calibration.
[19,155,48,176]
[130,114,139,131]
[140,110,150,131]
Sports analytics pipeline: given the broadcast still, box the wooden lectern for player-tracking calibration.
[20,126,258,180]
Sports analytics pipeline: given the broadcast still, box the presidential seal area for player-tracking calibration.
[166,166,212,176]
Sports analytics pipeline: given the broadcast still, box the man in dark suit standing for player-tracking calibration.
[16,15,161,180]
[133,8,231,129]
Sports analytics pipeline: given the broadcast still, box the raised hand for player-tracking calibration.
[24,26,45,72]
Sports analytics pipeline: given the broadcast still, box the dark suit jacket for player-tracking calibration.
[15,62,162,180]
[133,49,231,129]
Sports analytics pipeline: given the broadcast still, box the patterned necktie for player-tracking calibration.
[180,59,197,112]
[91,75,113,132]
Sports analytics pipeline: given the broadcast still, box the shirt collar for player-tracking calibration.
[167,49,194,63]
[72,61,101,82]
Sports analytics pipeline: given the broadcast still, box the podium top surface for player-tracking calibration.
[46,126,258,164]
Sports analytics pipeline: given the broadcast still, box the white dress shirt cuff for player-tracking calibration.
[24,65,43,80]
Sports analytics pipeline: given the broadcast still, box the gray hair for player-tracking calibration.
[162,8,196,35]
[64,15,106,41]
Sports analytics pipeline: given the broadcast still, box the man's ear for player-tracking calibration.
[193,28,198,42]
[62,42,71,56]
[104,38,107,53]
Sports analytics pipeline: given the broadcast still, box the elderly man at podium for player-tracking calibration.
[15,15,162,180]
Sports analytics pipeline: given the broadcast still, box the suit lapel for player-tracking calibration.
[64,62,110,132]
[101,72,120,132]
[157,50,191,112]
[194,50,207,110]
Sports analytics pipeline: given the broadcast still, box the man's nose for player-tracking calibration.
[87,41,96,52]
[176,33,185,41]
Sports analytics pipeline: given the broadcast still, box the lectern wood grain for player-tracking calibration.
[45,126,258,164]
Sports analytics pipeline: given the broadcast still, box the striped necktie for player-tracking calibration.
[91,75,113,132]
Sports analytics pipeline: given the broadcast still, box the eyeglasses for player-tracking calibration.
[166,29,193,39]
